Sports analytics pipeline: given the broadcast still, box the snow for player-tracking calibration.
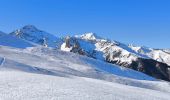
[0,46,154,80]
[148,50,170,65]
[0,71,170,100]
[0,32,34,48]
[129,45,170,65]
[1,27,170,99]
[75,34,139,64]
[60,43,73,51]
[78,32,101,41]
[128,44,152,54]
[0,45,170,100]
[7,25,170,66]
[102,43,138,64]
[75,33,170,66]
[10,25,62,48]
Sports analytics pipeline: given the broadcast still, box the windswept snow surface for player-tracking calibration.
[1,71,170,100]
[0,46,170,100]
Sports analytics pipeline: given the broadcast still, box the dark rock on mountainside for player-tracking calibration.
[130,58,170,81]
[107,57,170,81]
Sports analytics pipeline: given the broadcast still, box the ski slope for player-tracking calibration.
[0,46,170,100]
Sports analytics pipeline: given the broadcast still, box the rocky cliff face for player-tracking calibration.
[131,58,170,81]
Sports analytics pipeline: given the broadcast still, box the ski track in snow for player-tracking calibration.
[0,57,5,67]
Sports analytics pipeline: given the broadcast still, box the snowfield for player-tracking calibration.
[0,45,170,100]
[0,71,170,100]
[0,31,35,48]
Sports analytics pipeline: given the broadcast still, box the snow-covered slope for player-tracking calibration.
[66,33,148,64]
[60,33,170,81]
[6,26,170,81]
[75,33,170,66]
[1,25,170,99]
[1,71,170,100]
[0,46,154,80]
[10,25,62,48]
[0,31,34,48]
[0,46,170,100]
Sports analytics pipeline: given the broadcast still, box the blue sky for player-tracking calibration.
[0,0,170,48]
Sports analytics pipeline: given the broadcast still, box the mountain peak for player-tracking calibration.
[9,25,61,48]
[79,32,101,40]
[10,25,42,37]
[21,25,39,32]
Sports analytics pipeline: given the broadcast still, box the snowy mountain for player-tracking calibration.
[61,33,170,81]
[128,45,170,66]
[1,26,170,99]
[7,25,170,81]
[10,25,62,48]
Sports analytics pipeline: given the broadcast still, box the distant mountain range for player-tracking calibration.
[1,25,170,81]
